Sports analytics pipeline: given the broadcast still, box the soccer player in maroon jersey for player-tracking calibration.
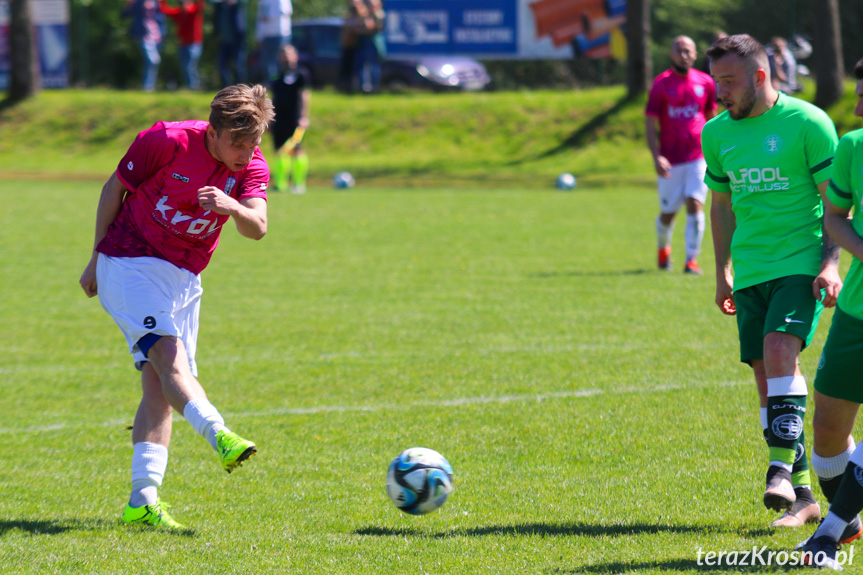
[645,35,717,275]
[79,84,275,529]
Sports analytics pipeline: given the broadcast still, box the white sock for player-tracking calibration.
[760,407,768,432]
[812,440,856,480]
[656,216,674,248]
[130,442,168,507]
[817,511,850,541]
[685,211,705,261]
[183,398,228,451]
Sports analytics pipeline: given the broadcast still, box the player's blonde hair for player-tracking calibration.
[209,84,275,142]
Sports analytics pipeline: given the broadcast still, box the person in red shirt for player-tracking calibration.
[79,85,274,529]
[160,0,205,89]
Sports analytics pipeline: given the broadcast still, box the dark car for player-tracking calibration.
[291,18,492,92]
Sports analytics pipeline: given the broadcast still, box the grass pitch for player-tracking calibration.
[0,177,853,574]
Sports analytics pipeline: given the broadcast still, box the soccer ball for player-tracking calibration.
[556,173,577,190]
[333,171,355,189]
[386,447,454,515]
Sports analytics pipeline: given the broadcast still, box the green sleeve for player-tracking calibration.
[805,109,838,184]
[702,121,730,192]
[828,134,854,209]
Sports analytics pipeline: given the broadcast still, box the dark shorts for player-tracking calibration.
[734,275,824,364]
[272,124,301,150]
[814,306,863,403]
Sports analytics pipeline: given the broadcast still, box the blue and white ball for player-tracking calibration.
[556,173,577,190]
[333,171,355,189]
[386,447,454,515]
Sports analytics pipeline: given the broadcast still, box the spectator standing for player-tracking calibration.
[213,0,248,86]
[160,0,206,90]
[338,1,360,92]
[768,36,799,93]
[255,0,292,81]
[352,0,385,93]
[124,0,166,91]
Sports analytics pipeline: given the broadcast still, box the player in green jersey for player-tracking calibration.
[798,59,863,568]
[703,34,843,529]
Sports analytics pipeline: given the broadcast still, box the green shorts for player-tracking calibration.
[814,306,863,403]
[734,275,824,364]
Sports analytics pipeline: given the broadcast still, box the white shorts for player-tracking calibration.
[657,158,708,214]
[96,254,203,376]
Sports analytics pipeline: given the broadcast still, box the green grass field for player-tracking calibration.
[1,174,856,574]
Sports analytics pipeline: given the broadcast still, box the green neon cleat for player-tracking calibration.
[121,499,184,529]
[216,430,257,473]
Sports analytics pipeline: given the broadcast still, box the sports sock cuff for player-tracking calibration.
[656,216,673,246]
[760,407,768,430]
[850,443,863,468]
[766,375,807,396]
[131,442,168,486]
[812,443,856,480]
[183,398,225,438]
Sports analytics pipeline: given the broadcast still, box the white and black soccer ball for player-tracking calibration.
[333,171,355,189]
[556,173,577,190]
[386,447,454,515]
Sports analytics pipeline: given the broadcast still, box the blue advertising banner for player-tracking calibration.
[0,0,69,89]
[385,0,519,57]
[384,0,626,60]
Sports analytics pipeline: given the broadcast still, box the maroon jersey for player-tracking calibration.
[646,68,717,165]
[98,121,269,274]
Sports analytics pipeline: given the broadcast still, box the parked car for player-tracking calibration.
[291,18,492,92]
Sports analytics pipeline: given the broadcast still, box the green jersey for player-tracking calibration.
[703,93,837,291]
[827,128,863,320]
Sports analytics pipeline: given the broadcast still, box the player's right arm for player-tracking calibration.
[645,116,671,178]
[710,188,737,315]
[79,172,127,297]
[645,77,671,178]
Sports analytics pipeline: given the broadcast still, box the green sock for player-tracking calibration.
[821,475,844,503]
[274,153,291,191]
[791,429,812,487]
[767,394,807,467]
[831,462,863,523]
[291,152,309,188]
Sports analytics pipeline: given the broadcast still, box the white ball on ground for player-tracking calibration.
[333,171,355,189]
[556,173,577,190]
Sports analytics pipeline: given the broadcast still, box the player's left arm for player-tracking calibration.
[814,179,843,307]
[198,188,267,240]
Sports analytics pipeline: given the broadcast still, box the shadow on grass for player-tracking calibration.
[531,269,650,278]
[561,557,800,573]
[356,521,774,539]
[508,95,634,165]
[0,518,195,538]
[0,96,19,116]
[0,518,111,536]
